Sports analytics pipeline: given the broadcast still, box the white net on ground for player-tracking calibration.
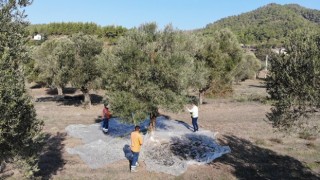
[140,117,231,176]
[65,116,231,175]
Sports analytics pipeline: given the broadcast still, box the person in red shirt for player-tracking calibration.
[102,103,111,133]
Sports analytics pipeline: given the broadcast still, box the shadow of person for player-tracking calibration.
[123,144,133,171]
[214,135,320,180]
[175,120,194,132]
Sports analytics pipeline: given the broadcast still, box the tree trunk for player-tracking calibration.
[81,87,91,108]
[57,87,63,96]
[0,160,5,173]
[198,90,205,106]
[149,112,157,132]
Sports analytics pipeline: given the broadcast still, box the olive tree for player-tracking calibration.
[70,33,103,107]
[197,29,244,96]
[0,0,43,177]
[266,30,320,132]
[232,52,261,84]
[100,24,195,130]
[32,37,76,95]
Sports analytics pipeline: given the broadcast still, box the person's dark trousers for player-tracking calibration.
[102,118,109,129]
[131,151,140,167]
[192,117,198,132]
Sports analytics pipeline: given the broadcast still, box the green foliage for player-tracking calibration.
[100,24,194,123]
[31,37,76,93]
[203,3,320,47]
[27,22,127,44]
[0,0,43,177]
[266,30,320,132]
[70,33,103,106]
[197,29,243,96]
[233,52,261,83]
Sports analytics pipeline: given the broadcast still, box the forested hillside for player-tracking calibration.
[203,3,320,47]
[28,22,127,43]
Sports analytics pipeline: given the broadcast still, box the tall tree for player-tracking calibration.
[100,24,194,130]
[266,30,320,132]
[0,0,43,177]
[32,37,76,95]
[197,29,243,96]
[70,33,103,107]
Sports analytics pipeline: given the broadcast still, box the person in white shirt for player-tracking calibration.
[186,103,199,132]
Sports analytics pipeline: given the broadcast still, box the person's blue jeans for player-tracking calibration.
[192,117,198,132]
[102,118,109,129]
[131,151,139,167]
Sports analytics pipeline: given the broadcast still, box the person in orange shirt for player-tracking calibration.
[130,125,143,172]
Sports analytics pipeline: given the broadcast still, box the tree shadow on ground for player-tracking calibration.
[35,94,103,106]
[214,135,320,180]
[46,87,78,95]
[29,82,47,89]
[35,132,66,179]
[248,84,266,88]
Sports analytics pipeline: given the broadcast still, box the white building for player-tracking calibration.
[33,34,42,41]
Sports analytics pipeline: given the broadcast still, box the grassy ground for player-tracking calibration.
[4,79,320,179]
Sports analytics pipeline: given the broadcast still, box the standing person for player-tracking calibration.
[102,103,111,133]
[187,103,199,132]
[130,125,143,172]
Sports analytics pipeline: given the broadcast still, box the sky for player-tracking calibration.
[24,0,320,30]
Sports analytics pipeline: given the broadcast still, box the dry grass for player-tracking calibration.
[4,80,320,179]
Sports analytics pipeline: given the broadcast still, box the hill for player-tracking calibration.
[203,3,320,47]
[27,22,127,44]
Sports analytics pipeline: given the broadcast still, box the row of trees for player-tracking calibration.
[30,33,103,106]
[31,23,262,129]
[28,22,127,43]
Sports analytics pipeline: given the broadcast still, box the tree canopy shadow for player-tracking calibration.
[248,84,266,88]
[29,82,47,89]
[35,132,66,179]
[46,87,78,95]
[35,94,103,106]
[214,135,320,180]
